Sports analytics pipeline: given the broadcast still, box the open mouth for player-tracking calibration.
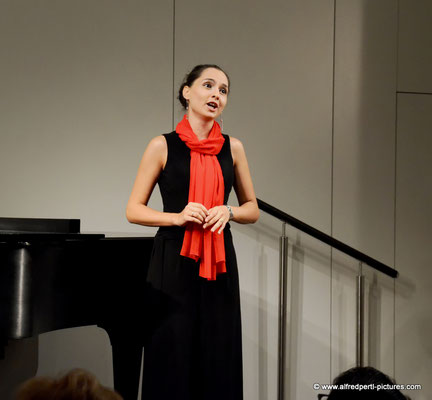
[207,102,218,110]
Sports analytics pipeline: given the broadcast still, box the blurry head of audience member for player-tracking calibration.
[15,369,123,400]
[324,366,410,400]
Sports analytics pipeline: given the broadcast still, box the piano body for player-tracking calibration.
[0,217,153,400]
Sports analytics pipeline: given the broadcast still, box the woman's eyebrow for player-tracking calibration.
[202,78,228,88]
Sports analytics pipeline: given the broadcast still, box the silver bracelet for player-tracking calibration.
[226,205,234,221]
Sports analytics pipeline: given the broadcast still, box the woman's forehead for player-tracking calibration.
[198,68,229,85]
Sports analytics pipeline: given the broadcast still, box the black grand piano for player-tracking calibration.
[0,217,153,400]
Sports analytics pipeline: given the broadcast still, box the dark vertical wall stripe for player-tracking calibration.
[172,0,176,131]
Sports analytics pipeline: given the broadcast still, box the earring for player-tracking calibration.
[220,115,224,132]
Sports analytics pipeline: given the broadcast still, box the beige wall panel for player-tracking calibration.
[175,0,334,233]
[0,0,173,236]
[333,0,397,266]
[0,1,173,398]
[395,94,432,399]
[398,0,432,93]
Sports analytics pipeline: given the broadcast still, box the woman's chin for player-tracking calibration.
[192,110,218,121]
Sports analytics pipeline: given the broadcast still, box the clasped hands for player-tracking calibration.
[176,202,230,234]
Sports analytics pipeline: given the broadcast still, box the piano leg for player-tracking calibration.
[2,246,33,339]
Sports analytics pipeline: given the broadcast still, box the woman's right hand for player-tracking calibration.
[175,202,209,226]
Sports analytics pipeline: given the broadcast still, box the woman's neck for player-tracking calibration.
[187,112,214,141]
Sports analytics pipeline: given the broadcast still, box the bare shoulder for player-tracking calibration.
[229,136,246,165]
[140,135,167,169]
[229,136,244,150]
[148,135,167,151]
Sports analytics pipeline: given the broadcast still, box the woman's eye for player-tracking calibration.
[204,82,212,88]
[220,88,227,95]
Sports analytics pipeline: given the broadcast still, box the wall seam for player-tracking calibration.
[393,94,398,380]
[393,0,400,380]
[171,0,176,131]
[330,0,337,383]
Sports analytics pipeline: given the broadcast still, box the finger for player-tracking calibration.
[187,206,207,222]
[218,221,227,234]
[189,202,209,215]
[189,207,206,222]
[204,213,220,228]
[211,218,225,233]
[185,206,204,222]
[185,215,203,224]
[198,203,209,215]
[204,208,219,223]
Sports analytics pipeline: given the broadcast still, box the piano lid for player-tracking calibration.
[0,217,80,233]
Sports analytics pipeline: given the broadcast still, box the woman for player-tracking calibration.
[126,64,259,400]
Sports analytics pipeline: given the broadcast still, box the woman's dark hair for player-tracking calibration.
[178,64,230,110]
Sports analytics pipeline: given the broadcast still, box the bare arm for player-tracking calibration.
[126,136,174,226]
[230,137,260,224]
[126,136,208,227]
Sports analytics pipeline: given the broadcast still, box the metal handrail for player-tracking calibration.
[257,198,398,278]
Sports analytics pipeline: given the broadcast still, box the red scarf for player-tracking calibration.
[176,114,226,280]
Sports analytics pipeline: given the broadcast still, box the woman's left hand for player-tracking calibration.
[203,206,230,234]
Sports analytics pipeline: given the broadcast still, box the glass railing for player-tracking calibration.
[239,198,399,400]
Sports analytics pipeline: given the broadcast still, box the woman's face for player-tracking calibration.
[183,68,229,120]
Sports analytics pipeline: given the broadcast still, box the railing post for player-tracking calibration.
[278,223,288,400]
[356,262,365,367]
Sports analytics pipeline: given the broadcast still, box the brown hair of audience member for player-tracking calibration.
[15,369,123,400]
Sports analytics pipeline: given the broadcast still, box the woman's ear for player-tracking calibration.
[182,86,190,102]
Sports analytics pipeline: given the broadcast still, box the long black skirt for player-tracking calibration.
[142,226,243,400]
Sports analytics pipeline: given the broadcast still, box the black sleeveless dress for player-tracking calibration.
[142,132,243,400]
